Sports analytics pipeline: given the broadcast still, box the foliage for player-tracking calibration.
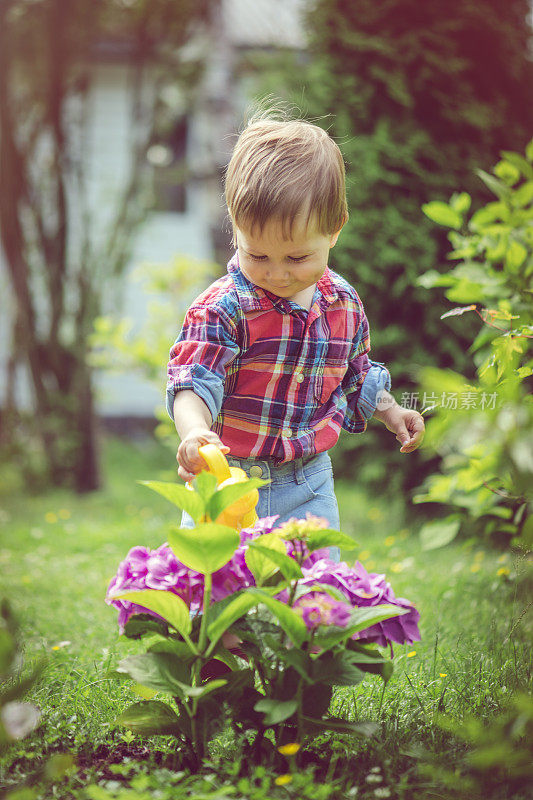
[0,601,43,753]
[106,475,419,769]
[0,0,213,492]
[90,256,219,449]
[416,693,533,800]
[413,143,533,551]
[238,0,533,494]
[1,437,532,797]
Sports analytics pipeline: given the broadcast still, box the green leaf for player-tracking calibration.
[139,480,204,522]
[422,201,462,229]
[469,201,509,231]
[311,651,365,687]
[111,589,191,637]
[295,582,348,604]
[193,472,218,505]
[345,642,394,683]
[173,678,227,699]
[505,240,527,272]
[242,588,308,647]
[245,533,287,585]
[206,592,259,650]
[247,543,303,582]
[500,151,533,180]
[314,605,409,650]
[494,159,520,186]
[147,638,196,662]
[254,698,297,726]
[265,641,313,683]
[302,715,378,737]
[307,529,357,552]
[526,138,533,162]
[450,192,471,214]
[117,700,182,736]
[168,523,240,574]
[0,629,15,679]
[122,614,169,640]
[417,270,456,289]
[476,169,512,201]
[207,478,268,522]
[116,653,191,696]
[420,519,461,551]
[345,641,389,664]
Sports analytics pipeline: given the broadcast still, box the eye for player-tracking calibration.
[248,253,268,261]
[288,255,310,263]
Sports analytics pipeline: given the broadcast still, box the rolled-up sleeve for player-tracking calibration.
[166,306,239,422]
[341,306,391,433]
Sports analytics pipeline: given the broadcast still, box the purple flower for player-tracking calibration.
[287,558,421,647]
[106,516,420,649]
[295,592,352,630]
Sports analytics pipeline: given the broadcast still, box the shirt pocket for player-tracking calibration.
[314,364,348,404]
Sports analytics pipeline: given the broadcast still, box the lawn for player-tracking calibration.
[1,436,531,799]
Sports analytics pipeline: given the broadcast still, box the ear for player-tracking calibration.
[329,223,345,248]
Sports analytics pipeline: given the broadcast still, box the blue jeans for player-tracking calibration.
[181,451,340,562]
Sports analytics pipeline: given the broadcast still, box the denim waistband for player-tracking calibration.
[226,451,331,486]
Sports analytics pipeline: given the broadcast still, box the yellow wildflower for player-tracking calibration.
[407,651,416,658]
[278,743,300,756]
[275,774,293,786]
[358,550,371,561]
[384,536,396,547]
[58,509,71,520]
[45,512,58,524]
[367,507,383,522]
[439,673,447,677]
[497,567,510,577]
[470,563,481,573]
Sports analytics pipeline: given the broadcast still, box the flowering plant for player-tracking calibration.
[106,473,420,767]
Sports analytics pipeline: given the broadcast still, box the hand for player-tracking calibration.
[177,428,229,482]
[379,406,425,454]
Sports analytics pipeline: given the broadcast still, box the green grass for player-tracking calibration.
[1,436,531,799]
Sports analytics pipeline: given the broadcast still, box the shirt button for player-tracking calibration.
[295,373,304,383]
[283,428,293,438]
[249,465,263,478]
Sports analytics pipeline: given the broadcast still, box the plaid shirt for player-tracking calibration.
[166,254,391,463]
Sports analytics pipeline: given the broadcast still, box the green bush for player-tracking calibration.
[413,143,533,552]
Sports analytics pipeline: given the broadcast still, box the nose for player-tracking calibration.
[266,263,290,281]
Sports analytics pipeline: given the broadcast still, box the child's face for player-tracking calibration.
[235,216,341,301]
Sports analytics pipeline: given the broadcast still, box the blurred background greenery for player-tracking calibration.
[0,0,532,537]
[1,3,532,797]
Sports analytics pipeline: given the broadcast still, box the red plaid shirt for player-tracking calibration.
[166,255,390,462]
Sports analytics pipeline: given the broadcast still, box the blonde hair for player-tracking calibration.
[224,115,348,242]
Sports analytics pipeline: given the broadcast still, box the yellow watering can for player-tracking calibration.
[197,444,259,530]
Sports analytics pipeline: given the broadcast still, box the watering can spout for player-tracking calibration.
[198,444,259,530]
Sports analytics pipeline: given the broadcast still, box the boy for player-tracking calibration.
[166,116,425,536]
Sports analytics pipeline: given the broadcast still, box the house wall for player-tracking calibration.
[0,0,308,421]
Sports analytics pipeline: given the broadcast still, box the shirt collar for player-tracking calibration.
[227,253,339,314]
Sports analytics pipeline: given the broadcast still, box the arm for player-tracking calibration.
[173,390,229,481]
[166,304,239,481]
[341,303,392,433]
[373,389,425,454]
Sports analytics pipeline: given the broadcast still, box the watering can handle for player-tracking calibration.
[198,444,232,483]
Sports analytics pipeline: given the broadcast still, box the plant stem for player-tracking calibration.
[198,572,212,656]
[189,571,212,762]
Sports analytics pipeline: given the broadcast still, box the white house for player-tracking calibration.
[0,0,308,421]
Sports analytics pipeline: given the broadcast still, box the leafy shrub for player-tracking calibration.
[413,142,533,552]
[105,473,420,769]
